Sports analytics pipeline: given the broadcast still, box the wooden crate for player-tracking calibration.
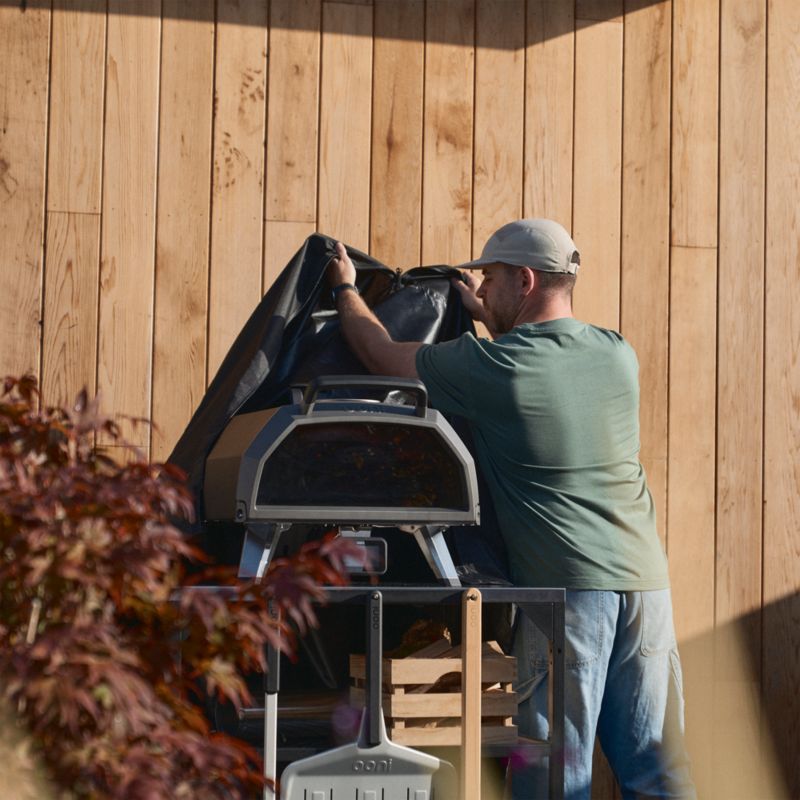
[349,639,519,746]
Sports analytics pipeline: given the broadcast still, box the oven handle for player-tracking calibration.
[301,374,428,417]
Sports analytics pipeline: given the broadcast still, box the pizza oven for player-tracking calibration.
[202,375,480,586]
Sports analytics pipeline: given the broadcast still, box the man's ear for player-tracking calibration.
[519,266,536,295]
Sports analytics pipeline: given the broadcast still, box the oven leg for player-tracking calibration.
[239,523,289,579]
[414,526,462,586]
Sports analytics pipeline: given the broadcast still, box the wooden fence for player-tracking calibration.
[0,0,798,796]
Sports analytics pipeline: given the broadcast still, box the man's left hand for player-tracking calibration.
[451,271,487,325]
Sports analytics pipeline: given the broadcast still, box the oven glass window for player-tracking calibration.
[256,421,468,509]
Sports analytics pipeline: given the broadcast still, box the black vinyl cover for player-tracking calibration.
[168,233,509,583]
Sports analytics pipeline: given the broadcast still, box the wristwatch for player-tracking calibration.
[331,282,359,303]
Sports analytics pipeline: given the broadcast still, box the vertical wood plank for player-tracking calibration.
[669,3,719,791]
[716,0,766,795]
[524,0,574,228]
[472,0,524,253]
[671,0,719,248]
[47,0,106,214]
[667,245,717,799]
[713,667,771,799]
[0,4,50,381]
[571,15,622,331]
[576,0,622,23]
[370,0,424,269]
[43,2,105,409]
[764,0,800,795]
[97,2,161,448]
[266,0,320,224]
[264,220,317,290]
[668,247,717,635]
[421,0,474,265]
[151,1,215,462]
[716,0,765,652]
[207,0,268,380]
[620,0,671,538]
[318,1,372,251]
[41,212,101,408]
[669,4,720,794]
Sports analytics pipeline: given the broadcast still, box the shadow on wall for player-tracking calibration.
[3,0,667,46]
[676,590,800,800]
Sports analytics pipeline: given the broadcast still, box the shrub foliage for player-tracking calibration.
[0,375,355,798]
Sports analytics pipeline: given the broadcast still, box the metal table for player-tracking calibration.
[263,585,566,799]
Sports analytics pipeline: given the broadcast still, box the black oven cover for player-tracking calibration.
[168,233,509,583]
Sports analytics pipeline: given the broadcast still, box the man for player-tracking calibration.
[327,219,695,799]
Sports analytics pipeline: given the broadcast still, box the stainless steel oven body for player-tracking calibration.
[203,376,480,585]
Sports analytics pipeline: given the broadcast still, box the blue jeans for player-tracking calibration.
[511,589,696,799]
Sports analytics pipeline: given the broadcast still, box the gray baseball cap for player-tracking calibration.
[459,219,580,274]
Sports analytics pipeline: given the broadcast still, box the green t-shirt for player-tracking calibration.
[415,318,669,590]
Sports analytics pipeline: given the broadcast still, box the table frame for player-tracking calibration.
[264,585,566,800]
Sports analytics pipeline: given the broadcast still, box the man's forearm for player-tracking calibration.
[336,289,393,370]
[335,289,421,379]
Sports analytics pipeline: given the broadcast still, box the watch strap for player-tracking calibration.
[331,282,359,302]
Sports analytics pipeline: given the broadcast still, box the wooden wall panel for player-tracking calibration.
[318,1,372,251]
[47,1,105,215]
[266,0,320,227]
[668,3,719,792]
[716,0,766,795]
[97,3,161,449]
[667,246,717,795]
[572,13,622,331]
[151,1,215,462]
[524,0,574,228]
[370,0,424,269]
[264,0,321,291]
[763,0,800,794]
[717,0,765,649]
[671,0,718,248]
[264,220,317,288]
[620,0,671,537]
[42,2,106,408]
[577,0,623,23]
[421,0,475,265]
[207,1,267,381]
[41,213,101,408]
[1,5,799,794]
[472,0,524,253]
[0,4,50,382]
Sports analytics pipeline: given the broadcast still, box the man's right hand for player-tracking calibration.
[451,271,487,325]
[328,242,357,288]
